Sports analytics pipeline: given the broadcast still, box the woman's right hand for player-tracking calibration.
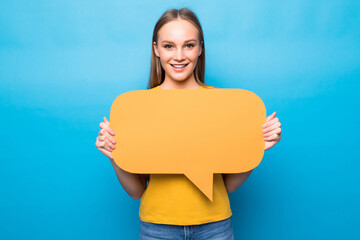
[95,116,116,160]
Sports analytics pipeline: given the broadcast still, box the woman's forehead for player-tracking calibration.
[158,20,199,42]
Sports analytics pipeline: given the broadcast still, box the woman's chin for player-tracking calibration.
[169,74,193,82]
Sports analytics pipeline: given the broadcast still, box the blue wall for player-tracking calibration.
[1,0,359,239]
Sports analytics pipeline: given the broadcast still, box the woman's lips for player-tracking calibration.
[170,63,189,71]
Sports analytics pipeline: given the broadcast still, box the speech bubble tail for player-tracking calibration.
[185,172,214,202]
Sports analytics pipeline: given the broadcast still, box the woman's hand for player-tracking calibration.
[263,111,281,151]
[95,116,116,160]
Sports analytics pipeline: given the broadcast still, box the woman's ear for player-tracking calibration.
[198,41,203,56]
[153,41,159,57]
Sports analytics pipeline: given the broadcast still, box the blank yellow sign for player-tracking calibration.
[110,88,266,201]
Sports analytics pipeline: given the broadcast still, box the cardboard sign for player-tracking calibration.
[110,88,266,201]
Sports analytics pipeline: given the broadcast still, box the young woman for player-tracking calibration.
[95,8,282,240]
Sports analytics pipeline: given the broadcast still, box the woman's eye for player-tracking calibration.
[163,44,194,49]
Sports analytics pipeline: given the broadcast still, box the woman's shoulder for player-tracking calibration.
[201,84,219,89]
[149,86,161,90]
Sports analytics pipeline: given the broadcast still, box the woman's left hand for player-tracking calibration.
[263,111,282,151]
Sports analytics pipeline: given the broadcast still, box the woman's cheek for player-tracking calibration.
[190,51,200,62]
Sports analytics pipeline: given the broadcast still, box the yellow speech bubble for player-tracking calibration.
[110,88,266,201]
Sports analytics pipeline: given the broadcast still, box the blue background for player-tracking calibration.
[1,0,359,239]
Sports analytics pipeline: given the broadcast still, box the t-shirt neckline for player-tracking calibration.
[158,85,202,90]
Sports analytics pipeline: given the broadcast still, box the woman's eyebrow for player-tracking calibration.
[162,39,197,44]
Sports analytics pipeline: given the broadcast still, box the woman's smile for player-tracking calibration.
[170,63,189,71]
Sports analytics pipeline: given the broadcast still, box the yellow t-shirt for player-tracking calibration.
[139,85,232,225]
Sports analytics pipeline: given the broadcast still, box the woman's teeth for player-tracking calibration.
[171,64,188,68]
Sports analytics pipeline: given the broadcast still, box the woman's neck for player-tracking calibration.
[160,73,201,89]
[159,81,200,90]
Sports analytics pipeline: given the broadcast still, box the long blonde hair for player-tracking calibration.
[147,8,215,89]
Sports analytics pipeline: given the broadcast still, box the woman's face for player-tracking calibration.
[153,19,203,85]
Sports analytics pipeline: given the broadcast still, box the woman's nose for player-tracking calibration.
[174,48,185,61]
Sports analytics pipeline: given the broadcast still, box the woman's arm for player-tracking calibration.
[109,158,149,200]
[96,116,149,200]
[222,170,253,193]
[223,111,282,193]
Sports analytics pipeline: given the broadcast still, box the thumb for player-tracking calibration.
[266,111,276,121]
[103,116,110,125]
